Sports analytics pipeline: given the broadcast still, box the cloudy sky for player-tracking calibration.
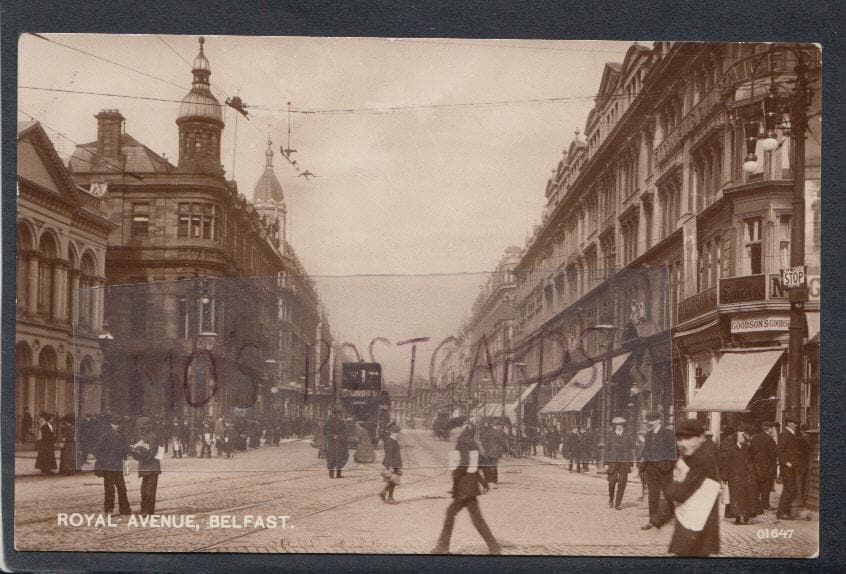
[19,34,633,384]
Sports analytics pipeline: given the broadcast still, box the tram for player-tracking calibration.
[340,362,390,446]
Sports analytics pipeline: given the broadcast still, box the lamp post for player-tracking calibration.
[187,278,217,456]
[512,362,528,435]
[736,44,817,423]
[587,323,616,466]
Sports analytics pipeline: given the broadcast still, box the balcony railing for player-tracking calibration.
[677,286,717,323]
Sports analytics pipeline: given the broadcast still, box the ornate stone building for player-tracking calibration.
[514,42,820,495]
[65,38,329,424]
[16,121,114,437]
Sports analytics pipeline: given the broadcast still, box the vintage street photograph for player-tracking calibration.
[14,35,820,557]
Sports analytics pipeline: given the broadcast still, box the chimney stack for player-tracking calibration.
[95,109,125,160]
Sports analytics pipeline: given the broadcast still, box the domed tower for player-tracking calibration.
[176,37,224,175]
[254,138,287,246]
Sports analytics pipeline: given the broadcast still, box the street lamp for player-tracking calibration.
[587,323,616,466]
[733,44,817,422]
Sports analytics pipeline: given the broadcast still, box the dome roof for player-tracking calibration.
[254,139,285,203]
[177,37,223,124]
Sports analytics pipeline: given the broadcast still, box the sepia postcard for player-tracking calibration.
[12,34,820,559]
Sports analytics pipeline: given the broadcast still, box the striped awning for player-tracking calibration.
[539,352,632,414]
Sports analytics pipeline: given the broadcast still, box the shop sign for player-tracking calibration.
[719,274,766,304]
[730,315,791,333]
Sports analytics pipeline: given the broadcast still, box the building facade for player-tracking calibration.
[16,121,114,438]
[512,42,820,495]
[64,38,329,425]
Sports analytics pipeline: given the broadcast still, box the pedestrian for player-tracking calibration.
[221,419,234,459]
[721,427,758,524]
[58,414,77,475]
[480,423,503,486]
[379,423,403,504]
[170,418,182,458]
[606,417,635,510]
[21,406,34,442]
[578,426,590,472]
[199,423,213,458]
[93,414,132,516]
[34,411,57,475]
[527,424,538,456]
[214,417,225,456]
[130,417,161,516]
[354,422,376,463]
[325,407,349,478]
[431,417,501,555]
[635,431,647,501]
[565,427,579,471]
[652,420,721,557]
[640,413,677,530]
[547,424,561,459]
[776,418,802,520]
[750,422,778,513]
[179,419,191,457]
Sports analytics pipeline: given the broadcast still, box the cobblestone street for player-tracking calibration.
[14,430,817,557]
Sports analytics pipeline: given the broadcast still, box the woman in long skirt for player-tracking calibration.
[59,414,77,475]
[354,422,375,463]
[34,412,57,474]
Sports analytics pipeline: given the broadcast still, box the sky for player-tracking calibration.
[18,34,634,385]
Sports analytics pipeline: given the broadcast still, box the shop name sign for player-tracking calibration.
[731,316,791,333]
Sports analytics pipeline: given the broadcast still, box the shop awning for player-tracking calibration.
[517,382,538,403]
[539,352,631,414]
[687,349,784,412]
[565,352,632,412]
[806,312,820,342]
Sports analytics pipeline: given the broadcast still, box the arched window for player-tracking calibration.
[16,223,34,311]
[16,341,33,438]
[36,346,58,416]
[37,232,59,319]
[79,356,95,418]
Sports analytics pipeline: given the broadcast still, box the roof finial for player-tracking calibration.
[199,36,205,52]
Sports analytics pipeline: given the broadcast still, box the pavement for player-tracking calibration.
[13,430,817,557]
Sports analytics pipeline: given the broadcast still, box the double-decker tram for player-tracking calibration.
[340,362,390,446]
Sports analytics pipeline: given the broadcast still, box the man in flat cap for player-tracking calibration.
[639,413,677,530]
[653,420,721,556]
[606,417,635,510]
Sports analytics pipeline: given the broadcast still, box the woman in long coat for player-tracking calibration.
[325,409,349,478]
[59,414,77,475]
[35,412,57,474]
[354,422,375,463]
[721,430,758,524]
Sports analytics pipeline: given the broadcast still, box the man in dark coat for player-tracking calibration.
[431,418,501,555]
[654,420,720,556]
[776,418,802,519]
[640,413,677,529]
[34,411,57,474]
[325,408,349,478]
[94,414,131,515]
[130,417,161,516]
[606,417,635,510]
[379,423,403,504]
[21,407,33,442]
[750,422,778,512]
[578,427,590,472]
[721,428,758,523]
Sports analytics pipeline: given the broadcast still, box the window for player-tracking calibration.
[178,202,219,239]
[200,297,216,334]
[178,297,189,338]
[778,215,791,270]
[131,203,150,237]
[745,217,763,275]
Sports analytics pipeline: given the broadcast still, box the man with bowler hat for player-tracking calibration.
[607,417,635,510]
[640,413,677,529]
[94,414,131,516]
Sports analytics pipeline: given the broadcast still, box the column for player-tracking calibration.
[686,358,698,418]
[93,278,105,333]
[68,270,81,326]
[27,253,40,317]
[52,261,68,322]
